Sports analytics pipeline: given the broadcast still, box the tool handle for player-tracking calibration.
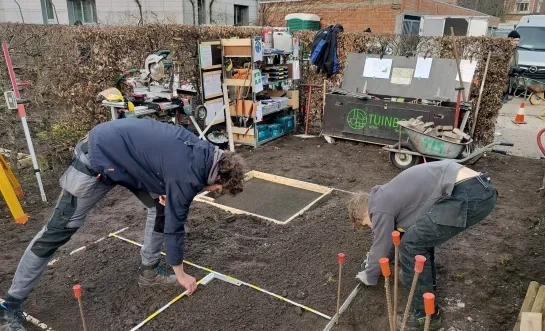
[379,258,391,277]
[500,142,514,147]
[414,255,426,273]
[338,253,345,265]
[424,293,435,315]
[392,231,401,246]
[492,149,508,155]
[73,284,82,299]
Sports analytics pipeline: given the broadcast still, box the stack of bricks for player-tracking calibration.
[399,116,471,144]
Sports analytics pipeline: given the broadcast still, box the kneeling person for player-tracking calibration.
[348,160,497,331]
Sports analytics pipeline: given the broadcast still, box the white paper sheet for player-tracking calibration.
[255,102,263,122]
[455,60,478,83]
[292,60,300,80]
[203,73,222,98]
[362,58,392,79]
[414,57,433,79]
[200,45,213,68]
[391,68,414,85]
[205,98,224,125]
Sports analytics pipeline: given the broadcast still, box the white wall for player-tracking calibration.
[0,0,67,24]
[96,0,184,25]
[209,0,258,25]
[0,0,257,25]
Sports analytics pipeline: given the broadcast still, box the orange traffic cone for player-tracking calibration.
[512,102,527,124]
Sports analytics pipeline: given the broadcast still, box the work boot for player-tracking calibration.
[138,261,178,287]
[396,308,442,331]
[0,296,27,331]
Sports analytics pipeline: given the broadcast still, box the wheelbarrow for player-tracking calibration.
[383,122,514,170]
[524,78,545,106]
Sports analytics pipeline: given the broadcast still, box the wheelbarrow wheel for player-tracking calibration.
[195,105,208,121]
[389,143,420,170]
[529,92,544,106]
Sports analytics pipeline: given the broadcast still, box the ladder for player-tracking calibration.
[0,154,28,224]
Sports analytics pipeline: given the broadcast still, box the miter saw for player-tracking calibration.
[109,49,207,122]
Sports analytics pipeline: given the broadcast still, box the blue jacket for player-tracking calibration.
[87,118,216,266]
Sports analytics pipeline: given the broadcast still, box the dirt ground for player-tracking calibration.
[1,136,545,331]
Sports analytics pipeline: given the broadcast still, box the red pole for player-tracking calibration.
[454,89,461,129]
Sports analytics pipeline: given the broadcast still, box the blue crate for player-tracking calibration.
[257,124,271,142]
[273,116,294,132]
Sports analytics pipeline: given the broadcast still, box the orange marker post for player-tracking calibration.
[400,255,427,331]
[73,284,88,331]
[335,253,345,324]
[392,231,401,331]
[380,258,394,331]
[423,293,435,331]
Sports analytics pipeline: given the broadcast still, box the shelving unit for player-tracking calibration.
[220,37,299,148]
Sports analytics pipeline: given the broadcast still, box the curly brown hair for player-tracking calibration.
[218,152,245,195]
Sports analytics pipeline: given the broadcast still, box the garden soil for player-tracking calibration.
[1,136,545,331]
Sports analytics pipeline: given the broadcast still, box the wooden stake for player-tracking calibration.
[336,253,345,324]
[450,27,467,102]
[380,258,394,331]
[470,51,492,137]
[400,255,427,331]
[73,285,88,331]
[423,293,435,331]
[392,231,401,331]
[322,79,327,118]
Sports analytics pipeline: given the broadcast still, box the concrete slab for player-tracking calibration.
[494,97,545,159]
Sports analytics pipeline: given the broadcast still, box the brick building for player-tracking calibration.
[260,0,500,34]
[503,0,544,25]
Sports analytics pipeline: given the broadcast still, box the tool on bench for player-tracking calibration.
[335,253,345,324]
[380,258,394,331]
[400,255,427,331]
[73,284,88,331]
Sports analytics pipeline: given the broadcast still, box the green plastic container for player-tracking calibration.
[285,13,320,32]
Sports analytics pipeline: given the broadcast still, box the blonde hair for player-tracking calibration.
[347,191,370,225]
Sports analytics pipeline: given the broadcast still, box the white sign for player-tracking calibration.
[391,68,413,85]
[200,44,213,68]
[203,72,222,98]
[362,58,392,79]
[253,69,263,93]
[256,102,263,122]
[455,60,478,83]
[414,57,433,79]
[4,91,17,110]
[253,37,263,62]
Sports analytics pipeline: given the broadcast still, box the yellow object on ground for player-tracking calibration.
[0,154,28,224]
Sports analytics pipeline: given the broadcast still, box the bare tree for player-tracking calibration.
[456,0,516,18]
[134,0,144,25]
[13,0,24,23]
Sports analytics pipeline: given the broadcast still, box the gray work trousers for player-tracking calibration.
[399,173,497,311]
[7,139,166,300]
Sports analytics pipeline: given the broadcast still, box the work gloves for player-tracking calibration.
[355,252,377,286]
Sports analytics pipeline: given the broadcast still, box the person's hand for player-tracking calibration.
[355,270,374,286]
[159,195,166,206]
[177,271,197,295]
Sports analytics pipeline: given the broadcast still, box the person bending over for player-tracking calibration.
[1,117,245,331]
[349,160,497,331]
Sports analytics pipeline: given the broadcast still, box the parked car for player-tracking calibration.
[515,15,545,79]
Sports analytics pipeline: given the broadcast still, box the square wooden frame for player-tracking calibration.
[194,171,333,224]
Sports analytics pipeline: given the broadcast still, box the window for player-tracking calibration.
[402,15,421,35]
[68,0,97,24]
[41,0,56,24]
[516,1,530,12]
[234,5,249,26]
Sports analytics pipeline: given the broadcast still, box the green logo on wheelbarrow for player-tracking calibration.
[347,108,367,130]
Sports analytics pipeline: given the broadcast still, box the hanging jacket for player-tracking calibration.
[310,24,343,78]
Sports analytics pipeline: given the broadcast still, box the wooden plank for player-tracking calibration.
[514,281,541,331]
[193,198,283,224]
[521,312,542,331]
[531,286,545,312]
[282,190,333,224]
[231,126,255,136]
[224,78,253,87]
[202,70,222,77]
[201,64,223,70]
[201,41,221,45]
[251,171,331,194]
[221,39,252,46]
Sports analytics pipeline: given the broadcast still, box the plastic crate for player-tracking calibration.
[285,14,320,32]
[273,115,294,132]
